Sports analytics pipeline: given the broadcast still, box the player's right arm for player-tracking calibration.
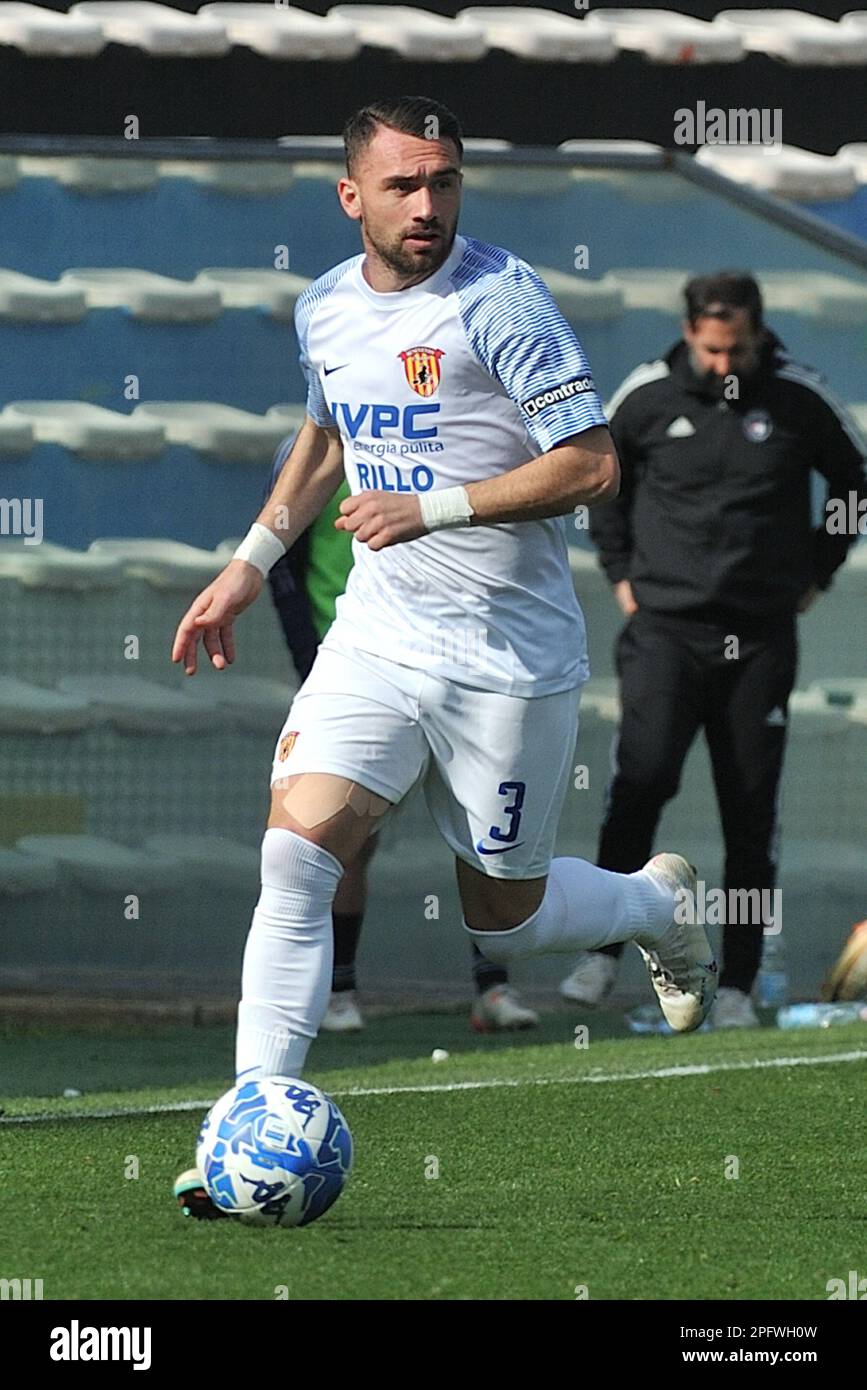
[171,417,344,675]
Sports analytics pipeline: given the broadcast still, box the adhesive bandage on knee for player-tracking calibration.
[462,857,676,964]
[235,827,344,1082]
[280,774,392,830]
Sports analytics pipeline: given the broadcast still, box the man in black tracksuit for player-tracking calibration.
[561,271,866,1027]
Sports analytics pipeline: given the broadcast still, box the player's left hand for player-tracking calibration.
[335,490,426,550]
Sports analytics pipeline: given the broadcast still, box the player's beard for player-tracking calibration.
[363,218,457,284]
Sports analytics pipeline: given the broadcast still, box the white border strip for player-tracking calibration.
[2,1047,866,1125]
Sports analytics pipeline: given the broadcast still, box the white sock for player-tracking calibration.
[463,857,674,964]
[235,828,343,1082]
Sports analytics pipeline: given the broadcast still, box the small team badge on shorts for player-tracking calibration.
[278,731,299,761]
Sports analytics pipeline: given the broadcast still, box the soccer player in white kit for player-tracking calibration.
[171,100,717,1207]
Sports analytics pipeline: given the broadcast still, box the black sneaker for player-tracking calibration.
[173,1168,230,1220]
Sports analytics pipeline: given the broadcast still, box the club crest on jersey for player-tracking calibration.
[399,346,444,398]
[743,408,773,443]
[278,731,299,761]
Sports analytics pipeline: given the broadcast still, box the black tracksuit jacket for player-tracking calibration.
[591,334,867,620]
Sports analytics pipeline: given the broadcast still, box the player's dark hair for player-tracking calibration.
[343,97,464,174]
[684,272,764,332]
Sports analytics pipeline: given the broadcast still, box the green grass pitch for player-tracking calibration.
[2,1011,865,1301]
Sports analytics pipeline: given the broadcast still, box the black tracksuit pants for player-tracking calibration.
[597,608,798,992]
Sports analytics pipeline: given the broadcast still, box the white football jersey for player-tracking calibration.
[295,234,607,697]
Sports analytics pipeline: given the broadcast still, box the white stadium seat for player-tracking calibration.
[0,540,123,589]
[17,156,160,193]
[457,7,616,62]
[0,2,104,56]
[16,834,186,893]
[558,139,664,161]
[0,156,19,190]
[716,10,867,64]
[57,674,212,733]
[142,834,260,883]
[195,269,310,320]
[694,144,858,201]
[200,3,360,60]
[850,403,867,434]
[0,409,34,453]
[276,135,345,155]
[602,267,690,313]
[837,142,867,183]
[72,1,231,55]
[583,9,744,64]
[178,674,293,733]
[535,268,625,321]
[5,402,166,458]
[757,270,867,326]
[88,539,224,589]
[157,159,296,196]
[329,4,488,61]
[0,676,94,733]
[60,268,223,322]
[0,270,87,322]
[264,404,307,433]
[131,402,287,461]
[0,846,60,895]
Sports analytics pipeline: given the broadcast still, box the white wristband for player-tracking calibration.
[233,523,286,577]
[418,485,474,533]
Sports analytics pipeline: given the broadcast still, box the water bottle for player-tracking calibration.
[777,1002,867,1029]
[756,933,788,1007]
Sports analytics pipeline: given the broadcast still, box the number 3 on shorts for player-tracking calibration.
[488,780,526,844]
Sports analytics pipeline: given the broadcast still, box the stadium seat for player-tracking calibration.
[0,846,60,895]
[715,10,867,64]
[195,268,309,320]
[142,833,259,884]
[0,2,105,56]
[0,677,94,734]
[17,155,161,193]
[0,156,19,191]
[131,402,287,461]
[329,4,488,60]
[178,674,295,733]
[16,833,186,892]
[200,3,360,60]
[88,538,224,589]
[60,268,223,321]
[56,674,212,733]
[5,401,165,458]
[536,269,625,322]
[583,9,744,63]
[0,270,87,322]
[264,404,306,433]
[457,7,616,62]
[0,410,35,452]
[72,1,231,56]
[694,145,858,202]
[0,540,122,589]
[156,159,297,196]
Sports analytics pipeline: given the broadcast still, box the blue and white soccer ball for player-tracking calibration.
[196,1078,353,1228]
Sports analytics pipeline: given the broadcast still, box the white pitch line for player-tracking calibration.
[2,1047,866,1125]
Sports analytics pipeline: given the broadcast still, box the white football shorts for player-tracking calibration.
[270,634,581,879]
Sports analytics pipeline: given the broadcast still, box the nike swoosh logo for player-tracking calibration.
[475,841,525,856]
[323,363,348,376]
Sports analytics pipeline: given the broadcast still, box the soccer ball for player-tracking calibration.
[196,1077,352,1227]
